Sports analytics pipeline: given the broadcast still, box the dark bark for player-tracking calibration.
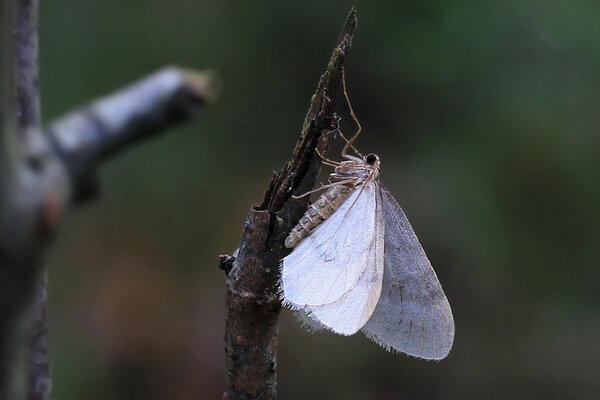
[223,8,357,399]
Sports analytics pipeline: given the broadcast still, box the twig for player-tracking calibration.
[223,8,357,399]
[1,0,221,397]
[45,67,219,203]
[26,274,50,400]
[13,1,52,400]
[15,0,39,131]
[1,1,52,399]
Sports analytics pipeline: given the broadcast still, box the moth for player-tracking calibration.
[279,72,455,360]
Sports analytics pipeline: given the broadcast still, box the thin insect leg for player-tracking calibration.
[337,128,363,158]
[315,148,340,165]
[341,66,364,158]
[292,179,355,199]
[321,161,339,168]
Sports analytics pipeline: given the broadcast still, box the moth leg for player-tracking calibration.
[337,128,362,159]
[321,161,339,168]
[315,148,340,166]
[341,66,364,158]
[292,179,355,199]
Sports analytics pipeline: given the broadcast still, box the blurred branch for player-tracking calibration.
[26,274,49,400]
[14,2,52,400]
[45,67,220,203]
[1,1,62,399]
[15,0,39,131]
[1,0,221,397]
[223,8,357,399]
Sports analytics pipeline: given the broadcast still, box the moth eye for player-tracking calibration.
[366,154,378,165]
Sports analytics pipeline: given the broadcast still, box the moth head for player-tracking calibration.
[365,153,379,166]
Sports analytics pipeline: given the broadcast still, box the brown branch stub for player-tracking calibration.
[219,254,236,275]
[44,67,220,203]
[224,8,357,399]
[225,210,278,399]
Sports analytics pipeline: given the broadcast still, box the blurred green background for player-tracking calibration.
[40,1,600,399]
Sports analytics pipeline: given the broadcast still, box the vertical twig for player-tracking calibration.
[0,0,32,398]
[13,1,51,399]
[1,1,57,398]
[223,8,357,399]
[15,0,39,130]
[26,275,50,400]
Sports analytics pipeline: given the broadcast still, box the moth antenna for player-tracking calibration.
[343,161,379,217]
[343,179,369,217]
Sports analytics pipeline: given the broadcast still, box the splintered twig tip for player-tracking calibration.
[180,68,222,105]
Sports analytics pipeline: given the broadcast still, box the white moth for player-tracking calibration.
[280,143,455,360]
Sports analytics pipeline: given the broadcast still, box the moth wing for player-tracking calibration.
[302,183,385,335]
[281,182,379,306]
[362,186,455,360]
[293,309,327,332]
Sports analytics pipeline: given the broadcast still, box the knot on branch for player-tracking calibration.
[219,254,236,275]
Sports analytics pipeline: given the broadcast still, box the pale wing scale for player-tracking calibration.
[281,183,378,306]
[362,186,455,360]
[302,183,385,335]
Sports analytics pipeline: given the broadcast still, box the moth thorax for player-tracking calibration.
[285,185,353,249]
[334,156,380,183]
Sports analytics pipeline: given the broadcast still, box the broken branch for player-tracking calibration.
[223,8,357,400]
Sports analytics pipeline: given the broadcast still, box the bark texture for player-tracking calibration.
[223,8,357,400]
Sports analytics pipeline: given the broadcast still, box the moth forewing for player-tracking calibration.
[361,187,455,360]
[298,181,385,335]
[281,183,379,307]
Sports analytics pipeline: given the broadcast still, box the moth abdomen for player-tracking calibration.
[285,185,353,249]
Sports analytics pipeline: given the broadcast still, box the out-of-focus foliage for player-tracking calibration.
[41,1,600,399]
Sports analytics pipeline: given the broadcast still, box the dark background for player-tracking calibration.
[41,1,600,399]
